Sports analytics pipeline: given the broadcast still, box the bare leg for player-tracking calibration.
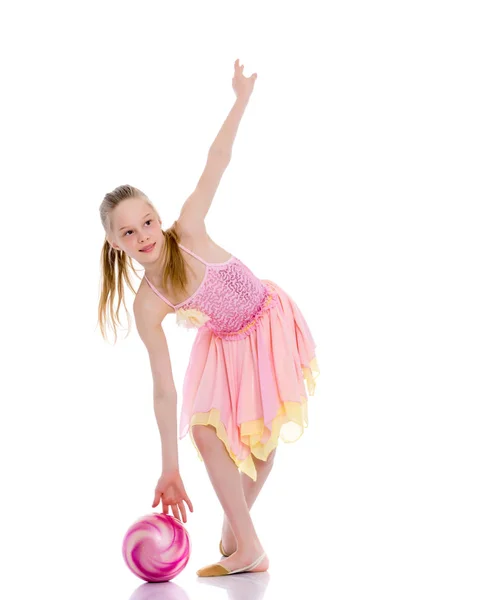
[221,449,277,555]
[192,424,269,572]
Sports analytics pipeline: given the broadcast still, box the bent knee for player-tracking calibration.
[266,448,277,464]
[191,424,216,448]
[255,448,277,468]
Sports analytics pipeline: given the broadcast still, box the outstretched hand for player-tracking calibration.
[152,469,194,523]
[232,58,257,101]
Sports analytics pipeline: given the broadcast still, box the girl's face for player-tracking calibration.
[110,197,163,261]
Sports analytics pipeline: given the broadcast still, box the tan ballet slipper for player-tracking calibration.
[197,552,267,577]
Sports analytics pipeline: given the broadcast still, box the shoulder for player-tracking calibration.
[173,216,217,253]
[134,280,172,327]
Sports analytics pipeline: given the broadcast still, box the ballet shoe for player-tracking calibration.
[219,539,233,557]
[196,551,267,577]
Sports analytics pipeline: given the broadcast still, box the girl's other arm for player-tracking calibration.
[133,298,194,521]
[133,297,179,472]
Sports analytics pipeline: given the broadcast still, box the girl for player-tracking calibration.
[97,59,320,577]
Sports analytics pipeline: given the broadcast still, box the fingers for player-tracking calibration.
[152,490,162,508]
[177,481,194,514]
[161,498,176,519]
[153,481,193,524]
[178,502,187,523]
[183,492,194,514]
[171,504,181,522]
[162,500,185,523]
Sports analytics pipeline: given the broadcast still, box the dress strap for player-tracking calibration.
[177,243,208,265]
[143,275,176,309]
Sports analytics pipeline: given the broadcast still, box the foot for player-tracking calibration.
[220,520,237,556]
[197,547,269,577]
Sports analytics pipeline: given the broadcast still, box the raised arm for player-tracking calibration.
[177,59,257,234]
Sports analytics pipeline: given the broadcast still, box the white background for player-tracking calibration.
[1,1,478,598]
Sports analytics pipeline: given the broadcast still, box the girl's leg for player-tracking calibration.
[192,424,269,572]
[221,449,277,555]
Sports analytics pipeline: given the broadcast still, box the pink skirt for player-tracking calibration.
[179,279,320,481]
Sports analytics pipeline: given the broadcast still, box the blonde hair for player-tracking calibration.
[97,184,190,343]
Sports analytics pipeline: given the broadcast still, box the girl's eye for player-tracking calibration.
[125,220,152,236]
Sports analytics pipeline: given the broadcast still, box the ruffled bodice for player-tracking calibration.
[144,244,279,341]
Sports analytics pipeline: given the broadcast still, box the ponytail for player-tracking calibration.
[159,221,191,294]
[97,237,139,344]
[97,183,191,344]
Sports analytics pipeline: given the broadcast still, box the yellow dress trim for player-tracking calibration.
[188,355,320,481]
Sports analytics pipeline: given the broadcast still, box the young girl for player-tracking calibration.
[97,59,320,577]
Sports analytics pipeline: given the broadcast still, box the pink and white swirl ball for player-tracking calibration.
[122,513,191,582]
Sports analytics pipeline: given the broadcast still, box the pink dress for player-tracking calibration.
[144,243,320,481]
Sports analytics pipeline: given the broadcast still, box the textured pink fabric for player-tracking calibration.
[143,243,318,473]
[144,244,278,340]
[179,278,317,461]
